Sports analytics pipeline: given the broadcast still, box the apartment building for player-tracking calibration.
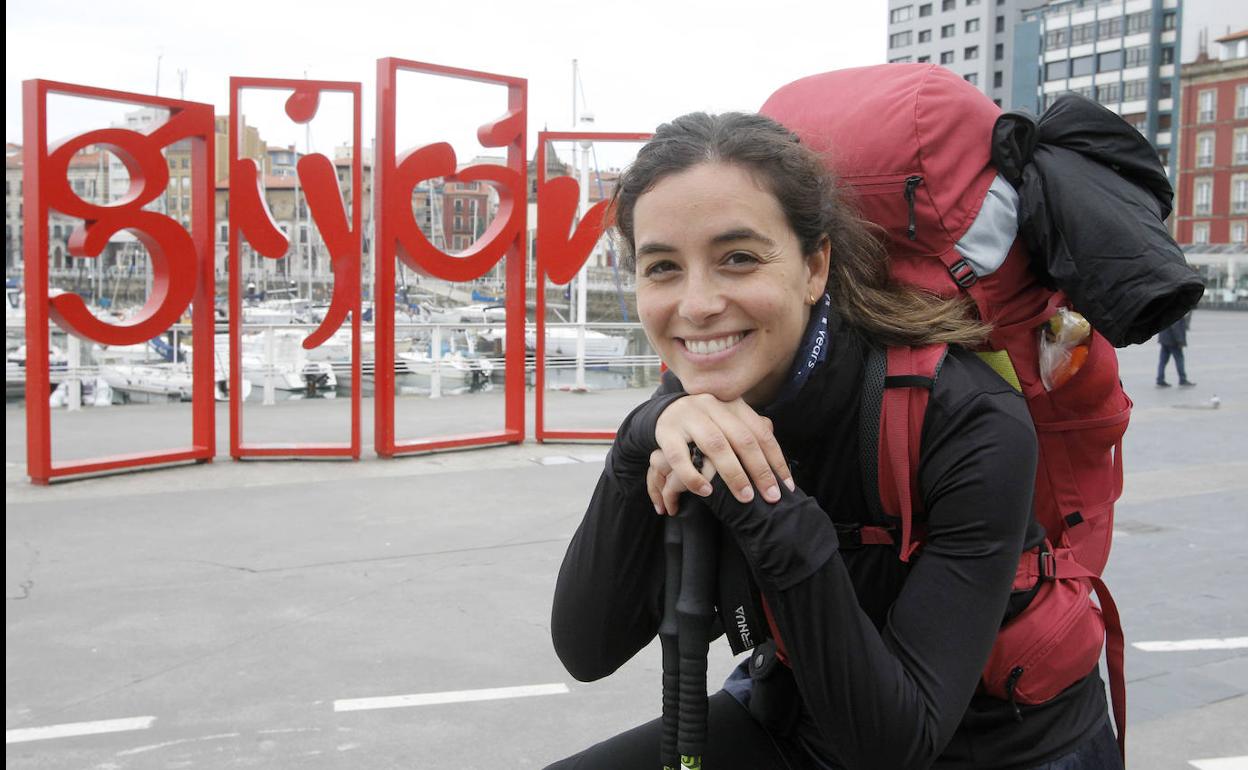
[1174,30,1248,245]
[887,0,1024,107]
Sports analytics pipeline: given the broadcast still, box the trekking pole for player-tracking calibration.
[659,448,718,770]
[659,502,683,770]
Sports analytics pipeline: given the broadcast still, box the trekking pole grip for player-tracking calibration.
[659,512,683,770]
[676,494,718,768]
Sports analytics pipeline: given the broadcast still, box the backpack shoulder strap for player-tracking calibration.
[862,343,948,562]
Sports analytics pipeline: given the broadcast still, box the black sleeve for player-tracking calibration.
[550,382,687,682]
[702,365,1037,769]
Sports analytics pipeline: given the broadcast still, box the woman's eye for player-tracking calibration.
[642,260,678,278]
[724,251,759,267]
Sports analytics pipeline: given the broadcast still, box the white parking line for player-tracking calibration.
[1190,757,1248,770]
[5,716,156,744]
[1133,637,1248,652]
[334,682,570,712]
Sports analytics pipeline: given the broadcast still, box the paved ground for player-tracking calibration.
[6,310,1247,769]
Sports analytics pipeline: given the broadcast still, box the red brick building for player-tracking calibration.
[1174,30,1248,245]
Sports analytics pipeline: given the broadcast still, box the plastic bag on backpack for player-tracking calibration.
[1039,308,1091,390]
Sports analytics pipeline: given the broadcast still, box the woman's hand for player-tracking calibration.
[646,394,794,515]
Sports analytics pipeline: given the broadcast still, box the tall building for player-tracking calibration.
[886,0,1024,107]
[1011,0,1181,173]
[887,0,1182,175]
[1174,30,1248,245]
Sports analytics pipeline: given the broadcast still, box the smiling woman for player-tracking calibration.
[546,113,1123,769]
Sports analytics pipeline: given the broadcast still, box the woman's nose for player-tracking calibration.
[677,272,727,324]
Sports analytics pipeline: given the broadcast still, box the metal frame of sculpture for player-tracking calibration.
[373,58,527,456]
[22,80,216,484]
[534,130,650,442]
[228,77,363,459]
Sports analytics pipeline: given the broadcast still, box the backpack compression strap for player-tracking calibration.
[861,344,948,562]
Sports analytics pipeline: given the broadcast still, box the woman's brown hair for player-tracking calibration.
[611,111,989,348]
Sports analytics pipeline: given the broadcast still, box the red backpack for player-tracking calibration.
[761,65,1132,756]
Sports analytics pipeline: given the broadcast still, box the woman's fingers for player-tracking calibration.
[653,394,791,505]
[659,458,717,516]
[647,450,669,515]
[728,408,793,502]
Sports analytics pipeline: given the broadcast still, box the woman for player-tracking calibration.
[547,113,1121,769]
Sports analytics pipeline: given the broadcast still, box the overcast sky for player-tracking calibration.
[5,0,1242,166]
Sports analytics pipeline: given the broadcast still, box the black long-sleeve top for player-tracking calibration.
[552,319,1108,769]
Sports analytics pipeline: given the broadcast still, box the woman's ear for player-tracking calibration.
[807,236,832,298]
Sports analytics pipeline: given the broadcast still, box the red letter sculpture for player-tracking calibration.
[23,80,215,483]
[533,131,650,442]
[227,78,363,459]
[373,58,528,455]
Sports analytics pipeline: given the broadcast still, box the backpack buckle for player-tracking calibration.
[1038,549,1057,581]
[949,258,978,289]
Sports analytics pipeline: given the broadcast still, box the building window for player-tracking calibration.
[918,54,931,62]
[891,56,915,63]
[966,0,979,5]
[993,70,1003,88]
[1198,89,1217,123]
[1123,113,1147,133]
[1192,222,1210,244]
[920,2,932,15]
[890,30,914,48]
[1160,46,1174,65]
[965,18,980,33]
[941,50,955,64]
[1096,82,1122,103]
[1070,55,1094,77]
[1124,45,1149,67]
[1236,84,1248,119]
[454,215,463,230]
[1193,177,1213,216]
[1231,221,1247,244]
[995,15,1005,32]
[1235,129,1248,165]
[964,45,979,59]
[1097,50,1123,72]
[1071,22,1096,45]
[995,43,1005,60]
[891,5,914,23]
[919,29,932,42]
[1162,11,1176,30]
[1045,28,1068,50]
[1097,17,1122,40]
[965,73,979,85]
[1233,175,1248,214]
[941,23,955,37]
[942,0,955,10]
[1045,60,1069,81]
[1123,79,1148,101]
[1196,133,1216,168]
[1126,11,1150,34]
[1158,113,1172,131]
[1160,80,1173,99]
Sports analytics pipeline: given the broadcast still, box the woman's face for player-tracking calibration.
[633,162,830,406]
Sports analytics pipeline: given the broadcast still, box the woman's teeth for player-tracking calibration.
[685,333,744,355]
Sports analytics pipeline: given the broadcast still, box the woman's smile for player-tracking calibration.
[678,331,749,358]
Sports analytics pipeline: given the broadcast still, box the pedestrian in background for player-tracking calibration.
[1157,313,1195,387]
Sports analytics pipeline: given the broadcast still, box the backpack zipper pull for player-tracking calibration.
[904,176,923,240]
[1004,666,1025,723]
